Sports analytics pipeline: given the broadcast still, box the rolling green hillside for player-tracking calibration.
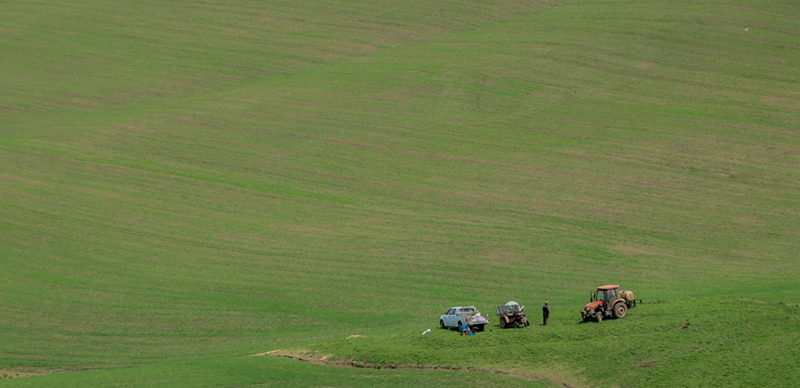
[1,0,798,386]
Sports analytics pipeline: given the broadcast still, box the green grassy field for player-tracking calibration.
[1,0,798,386]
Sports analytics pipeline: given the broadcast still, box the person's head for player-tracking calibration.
[545,301,548,305]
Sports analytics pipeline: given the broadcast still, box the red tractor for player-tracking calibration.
[581,284,636,323]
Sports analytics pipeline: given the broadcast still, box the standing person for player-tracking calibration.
[542,301,550,326]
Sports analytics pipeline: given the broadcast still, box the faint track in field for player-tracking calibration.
[255,350,579,388]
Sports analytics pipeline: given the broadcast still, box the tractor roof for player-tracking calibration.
[597,284,620,290]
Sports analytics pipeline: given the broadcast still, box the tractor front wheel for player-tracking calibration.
[595,312,603,323]
[613,303,628,318]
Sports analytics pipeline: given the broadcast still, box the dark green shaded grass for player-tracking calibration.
[1,0,799,386]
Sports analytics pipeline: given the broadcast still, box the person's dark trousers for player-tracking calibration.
[543,315,548,325]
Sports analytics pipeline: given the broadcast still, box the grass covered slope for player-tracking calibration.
[1,0,799,386]
[0,356,552,388]
[307,299,800,387]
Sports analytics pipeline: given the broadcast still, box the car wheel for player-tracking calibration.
[476,325,485,332]
[440,320,446,329]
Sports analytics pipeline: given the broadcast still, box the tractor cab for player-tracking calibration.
[592,285,620,304]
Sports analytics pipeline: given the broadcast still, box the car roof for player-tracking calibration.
[449,306,476,309]
[597,284,620,290]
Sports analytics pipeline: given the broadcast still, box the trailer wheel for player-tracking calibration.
[499,319,506,329]
[613,303,628,319]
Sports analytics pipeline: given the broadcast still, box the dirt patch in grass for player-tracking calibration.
[630,360,656,369]
[0,369,59,379]
[255,349,580,388]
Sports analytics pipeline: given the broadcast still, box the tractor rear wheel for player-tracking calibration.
[613,303,628,319]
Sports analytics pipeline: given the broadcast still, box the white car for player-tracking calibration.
[439,306,490,331]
